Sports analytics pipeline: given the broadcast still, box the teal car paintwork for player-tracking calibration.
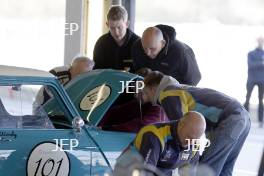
[0,66,141,176]
[55,69,140,126]
[64,69,142,151]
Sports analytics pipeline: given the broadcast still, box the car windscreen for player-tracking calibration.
[0,84,72,129]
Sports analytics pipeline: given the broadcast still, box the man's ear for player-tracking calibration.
[126,20,130,28]
[106,21,109,28]
[161,39,166,48]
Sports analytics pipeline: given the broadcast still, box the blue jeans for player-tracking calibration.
[200,108,251,176]
[244,81,264,123]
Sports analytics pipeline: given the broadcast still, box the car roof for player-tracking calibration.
[0,65,54,78]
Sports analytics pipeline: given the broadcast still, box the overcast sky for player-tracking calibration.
[1,0,263,25]
[136,0,264,25]
[0,0,65,18]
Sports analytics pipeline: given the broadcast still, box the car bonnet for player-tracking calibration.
[64,69,141,126]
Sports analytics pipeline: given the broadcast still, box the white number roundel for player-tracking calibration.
[27,142,70,176]
[80,85,111,111]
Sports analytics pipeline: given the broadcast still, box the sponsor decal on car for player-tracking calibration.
[26,142,70,176]
[80,84,111,111]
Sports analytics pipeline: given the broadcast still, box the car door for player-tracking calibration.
[0,84,112,176]
[87,127,135,168]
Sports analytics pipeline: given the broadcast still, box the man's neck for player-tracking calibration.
[116,37,126,46]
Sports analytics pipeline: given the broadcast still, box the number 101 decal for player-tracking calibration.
[27,142,70,176]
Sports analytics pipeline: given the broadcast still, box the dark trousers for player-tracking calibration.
[244,81,264,123]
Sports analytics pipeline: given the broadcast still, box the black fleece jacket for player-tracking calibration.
[132,24,201,86]
[93,29,139,72]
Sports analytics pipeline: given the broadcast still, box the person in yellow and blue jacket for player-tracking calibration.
[140,71,251,176]
[132,111,206,176]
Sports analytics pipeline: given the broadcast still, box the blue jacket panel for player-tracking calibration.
[247,48,264,82]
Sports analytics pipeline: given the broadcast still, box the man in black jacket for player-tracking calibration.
[132,25,201,85]
[93,5,139,72]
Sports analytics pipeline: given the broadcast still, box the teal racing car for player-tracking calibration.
[0,66,165,176]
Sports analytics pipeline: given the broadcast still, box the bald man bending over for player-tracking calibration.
[140,71,250,176]
[133,111,206,176]
[132,25,201,86]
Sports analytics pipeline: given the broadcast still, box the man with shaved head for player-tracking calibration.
[141,27,166,59]
[133,111,206,176]
[132,24,201,86]
[140,71,250,176]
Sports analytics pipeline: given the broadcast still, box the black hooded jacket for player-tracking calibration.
[93,29,139,72]
[132,25,201,86]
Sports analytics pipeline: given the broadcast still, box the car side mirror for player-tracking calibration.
[72,116,84,132]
